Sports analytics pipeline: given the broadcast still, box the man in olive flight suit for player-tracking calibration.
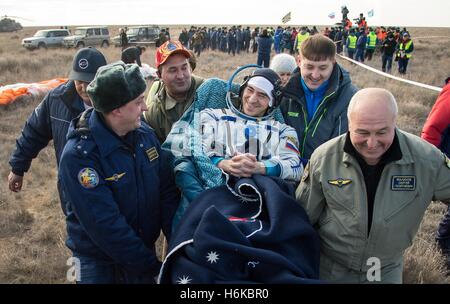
[296,88,450,283]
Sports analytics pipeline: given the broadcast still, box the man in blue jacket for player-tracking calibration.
[256,28,273,67]
[279,34,358,166]
[58,62,179,284]
[8,47,107,214]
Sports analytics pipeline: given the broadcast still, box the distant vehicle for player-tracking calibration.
[22,29,70,50]
[112,25,160,47]
[63,26,110,48]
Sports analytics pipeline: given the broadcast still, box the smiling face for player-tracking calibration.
[159,54,192,100]
[298,54,335,91]
[241,84,270,117]
[348,89,397,165]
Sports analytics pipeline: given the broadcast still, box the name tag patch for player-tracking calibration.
[391,175,416,191]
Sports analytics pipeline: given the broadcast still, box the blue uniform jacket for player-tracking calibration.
[9,80,85,176]
[59,108,179,276]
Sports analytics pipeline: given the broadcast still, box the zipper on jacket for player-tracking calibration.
[299,91,336,156]
[349,158,372,272]
[311,108,328,137]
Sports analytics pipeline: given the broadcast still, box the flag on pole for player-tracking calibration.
[367,9,374,17]
[328,12,336,19]
[282,12,291,24]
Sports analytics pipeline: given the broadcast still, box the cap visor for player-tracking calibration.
[159,49,191,67]
[69,70,96,83]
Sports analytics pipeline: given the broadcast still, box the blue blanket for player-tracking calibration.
[158,175,321,284]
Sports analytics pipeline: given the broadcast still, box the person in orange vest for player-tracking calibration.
[344,18,353,31]
[396,32,414,74]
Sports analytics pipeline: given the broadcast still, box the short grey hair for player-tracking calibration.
[347,88,398,121]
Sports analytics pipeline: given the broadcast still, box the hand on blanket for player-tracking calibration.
[217,153,266,178]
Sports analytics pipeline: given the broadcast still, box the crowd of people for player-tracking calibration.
[174,21,415,76]
[6,26,448,284]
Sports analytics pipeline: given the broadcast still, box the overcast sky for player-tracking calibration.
[2,0,450,28]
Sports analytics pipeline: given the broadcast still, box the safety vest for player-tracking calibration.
[296,32,310,50]
[398,40,413,58]
[367,32,377,48]
[347,35,357,49]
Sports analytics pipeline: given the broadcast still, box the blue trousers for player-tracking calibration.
[75,255,156,284]
[382,54,393,72]
[398,57,409,74]
[355,48,365,62]
[347,49,355,59]
[257,53,270,68]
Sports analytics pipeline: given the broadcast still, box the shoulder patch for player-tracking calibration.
[146,147,159,162]
[78,168,99,189]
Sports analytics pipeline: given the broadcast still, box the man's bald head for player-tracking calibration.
[347,88,398,165]
[347,88,398,122]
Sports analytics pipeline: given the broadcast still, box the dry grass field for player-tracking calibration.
[0,25,449,284]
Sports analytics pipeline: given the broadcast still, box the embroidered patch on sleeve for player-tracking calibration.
[78,168,99,189]
[146,147,159,162]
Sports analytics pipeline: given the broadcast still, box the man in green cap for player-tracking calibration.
[59,62,179,284]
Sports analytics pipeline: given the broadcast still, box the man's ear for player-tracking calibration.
[296,54,302,67]
[110,107,122,117]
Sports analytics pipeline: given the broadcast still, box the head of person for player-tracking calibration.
[269,53,297,86]
[402,32,410,41]
[69,47,107,106]
[347,88,398,165]
[239,68,283,118]
[87,61,147,136]
[387,32,394,40]
[121,46,142,67]
[155,40,192,99]
[297,34,336,91]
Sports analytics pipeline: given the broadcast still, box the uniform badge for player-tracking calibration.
[301,162,310,182]
[328,178,352,188]
[105,172,126,182]
[287,111,299,117]
[146,147,159,162]
[391,175,416,191]
[78,168,99,189]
